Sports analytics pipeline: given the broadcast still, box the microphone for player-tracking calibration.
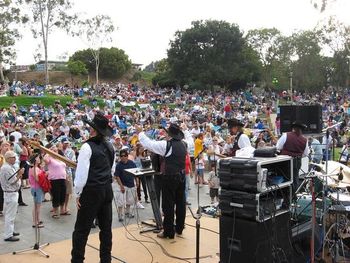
[45,132,65,148]
[338,167,344,181]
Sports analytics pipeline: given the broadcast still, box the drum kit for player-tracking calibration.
[291,160,350,262]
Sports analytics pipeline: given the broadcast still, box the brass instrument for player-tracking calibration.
[28,140,77,168]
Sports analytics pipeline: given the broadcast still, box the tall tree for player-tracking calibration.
[167,20,257,89]
[0,0,27,82]
[76,15,115,86]
[290,30,326,90]
[69,47,131,80]
[246,28,283,88]
[318,17,350,87]
[24,0,76,85]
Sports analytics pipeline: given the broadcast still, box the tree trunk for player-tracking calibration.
[95,58,99,86]
[44,44,49,86]
[0,63,4,82]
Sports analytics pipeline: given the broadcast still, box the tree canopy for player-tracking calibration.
[165,20,261,89]
[70,47,132,80]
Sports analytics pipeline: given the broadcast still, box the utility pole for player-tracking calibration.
[289,71,293,102]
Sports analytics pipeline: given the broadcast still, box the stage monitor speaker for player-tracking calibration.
[219,212,293,263]
[279,105,322,134]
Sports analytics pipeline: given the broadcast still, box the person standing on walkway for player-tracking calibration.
[71,112,114,263]
[0,150,24,241]
[137,123,187,239]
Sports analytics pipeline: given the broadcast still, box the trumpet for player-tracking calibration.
[28,140,77,168]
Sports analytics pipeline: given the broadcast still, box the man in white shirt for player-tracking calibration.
[0,151,24,241]
[71,112,114,263]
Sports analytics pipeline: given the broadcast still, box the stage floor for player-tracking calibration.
[0,215,220,263]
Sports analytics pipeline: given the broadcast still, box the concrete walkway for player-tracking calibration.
[0,178,212,255]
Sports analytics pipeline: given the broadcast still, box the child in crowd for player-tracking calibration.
[208,162,220,204]
[194,153,207,185]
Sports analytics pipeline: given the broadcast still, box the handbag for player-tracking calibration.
[38,170,52,193]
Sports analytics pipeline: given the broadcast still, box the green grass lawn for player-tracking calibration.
[0,95,104,109]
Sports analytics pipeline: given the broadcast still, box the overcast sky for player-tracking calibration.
[14,0,350,67]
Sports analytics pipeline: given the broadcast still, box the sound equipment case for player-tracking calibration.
[219,185,292,222]
[218,155,293,193]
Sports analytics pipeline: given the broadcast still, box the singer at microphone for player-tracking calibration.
[45,132,66,149]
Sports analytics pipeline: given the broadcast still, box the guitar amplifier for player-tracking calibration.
[218,156,293,193]
[219,186,291,222]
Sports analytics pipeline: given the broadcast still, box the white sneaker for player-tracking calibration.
[136,202,145,209]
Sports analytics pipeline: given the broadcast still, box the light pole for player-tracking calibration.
[289,71,293,102]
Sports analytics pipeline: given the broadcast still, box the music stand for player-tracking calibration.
[124,168,163,233]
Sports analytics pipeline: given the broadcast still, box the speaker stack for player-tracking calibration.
[279,104,322,134]
[218,156,294,263]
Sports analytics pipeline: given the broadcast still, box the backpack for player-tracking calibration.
[38,170,51,193]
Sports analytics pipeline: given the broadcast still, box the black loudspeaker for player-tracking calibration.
[220,212,293,263]
[292,221,322,263]
[279,105,322,134]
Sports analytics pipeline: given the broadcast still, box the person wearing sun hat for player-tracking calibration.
[226,118,252,156]
[71,111,115,263]
[276,120,309,193]
[136,123,187,239]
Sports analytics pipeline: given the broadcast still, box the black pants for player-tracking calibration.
[51,179,66,208]
[293,157,302,194]
[154,174,163,207]
[136,175,149,202]
[18,187,24,204]
[161,173,186,237]
[71,184,113,263]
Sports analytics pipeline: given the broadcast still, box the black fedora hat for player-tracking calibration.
[165,123,184,140]
[227,118,244,129]
[291,121,307,130]
[83,112,113,137]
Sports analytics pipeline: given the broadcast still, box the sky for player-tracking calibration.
[14,0,350,67]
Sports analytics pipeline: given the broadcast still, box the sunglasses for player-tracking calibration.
[120,155,128,157]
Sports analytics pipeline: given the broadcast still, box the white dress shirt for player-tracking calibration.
[73,143,91,197]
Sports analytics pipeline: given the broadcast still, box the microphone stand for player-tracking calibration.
[188,146,207,263]
[13,163,50,258]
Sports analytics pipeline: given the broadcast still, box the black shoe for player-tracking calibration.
[18,202,28,206]
[145,200,150,204]
[157,232,174,239]
[13,232,20,236]
[4,236,20,242]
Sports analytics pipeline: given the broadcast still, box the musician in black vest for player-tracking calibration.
[71,112,115,263]
[137,123,187,239]
[227,118,251,156]
[276,121,309,193]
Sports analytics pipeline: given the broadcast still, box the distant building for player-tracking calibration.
[36,60,67,71]
[10,65,30,72]
[132,63,143,70]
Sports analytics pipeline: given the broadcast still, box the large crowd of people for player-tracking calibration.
[1,81,350,255]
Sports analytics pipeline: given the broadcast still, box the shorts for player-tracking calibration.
[209,188,219,198]
[196,169,204,177]
[65,175,73,195]
[31,188,44,204]
[113,182,136,207]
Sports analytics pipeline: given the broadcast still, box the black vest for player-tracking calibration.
[85,137,114,187]
[230,132,242,156]
[164,139,186,175]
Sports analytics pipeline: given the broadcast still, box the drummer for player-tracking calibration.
[276,121,309,194]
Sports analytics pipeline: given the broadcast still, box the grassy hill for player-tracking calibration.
[0,95,104,109]
[6,69,155,86]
